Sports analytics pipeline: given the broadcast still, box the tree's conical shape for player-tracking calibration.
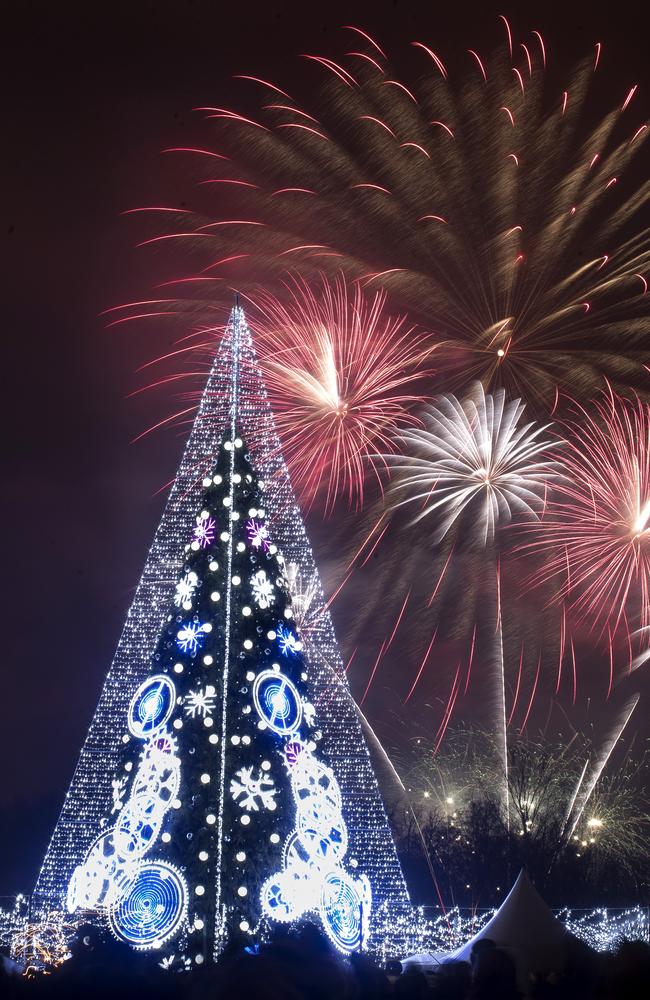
[34,306,410,961]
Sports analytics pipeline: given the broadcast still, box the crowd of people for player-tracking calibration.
[1,922,649,999]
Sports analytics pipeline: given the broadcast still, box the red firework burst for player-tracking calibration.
[523,390,650,637]
[250,275,434,513]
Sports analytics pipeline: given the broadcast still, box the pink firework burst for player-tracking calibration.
[251,275,434,512]
[251,275,435,513]
[523,391,650,637]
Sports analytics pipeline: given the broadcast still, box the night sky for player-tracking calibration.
[2,0,649,895]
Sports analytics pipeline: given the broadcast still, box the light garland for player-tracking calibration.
[4,891,647,968]
[370,902,650,962]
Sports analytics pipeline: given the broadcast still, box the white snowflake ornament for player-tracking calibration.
[230,766,278,812]
[251,569,275,609]
[174,571,199,610]
[184,686,217,719]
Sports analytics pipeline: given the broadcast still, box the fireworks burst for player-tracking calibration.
[121,19,650,413]
[388,383,556,545]
[105,18,649,758]
[251,275,434,512]
[385,385,556,807]
[523,391,650,637]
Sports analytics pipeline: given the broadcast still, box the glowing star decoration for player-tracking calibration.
[246,518,270,551]
[253,670,303,736]
[174,571,199,610]
[193,514,216,549]
[108,861,188,950]
[251,569,275,609]
[128,676,176,739]
[176,621,210,655]
[230,766,278,812]
[276,623,301,656]
[183,686,216,719]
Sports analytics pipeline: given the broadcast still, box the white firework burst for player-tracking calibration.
[174,571,199,610]
[184,686,217,719]
[389,383,557,545]
[230,766,277,812]
[251,569,275,609]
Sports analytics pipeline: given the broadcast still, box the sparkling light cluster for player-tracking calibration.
[371,903,650,963]
[0,894,28,955]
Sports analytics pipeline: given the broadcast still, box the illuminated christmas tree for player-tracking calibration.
[34,305,410,962]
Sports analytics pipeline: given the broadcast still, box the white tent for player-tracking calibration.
[405,871,573,988]
[452,870,570,971]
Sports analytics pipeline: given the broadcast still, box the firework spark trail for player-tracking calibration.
[566,693,640,837]
[519,653,542,732]
[556,604,567,694]
[507,643,525,725]
[403,627,438,704]
[522,390,650,640]
[464,624,477,694]
[433,665,462,753]
[360,589,411,704]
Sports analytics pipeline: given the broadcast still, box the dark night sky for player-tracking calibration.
[2,0,649,894]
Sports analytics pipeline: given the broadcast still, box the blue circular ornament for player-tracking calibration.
[253,670,302,736]
[108,861,187,950]
[319,870,370,954]
[128,676,176,739]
